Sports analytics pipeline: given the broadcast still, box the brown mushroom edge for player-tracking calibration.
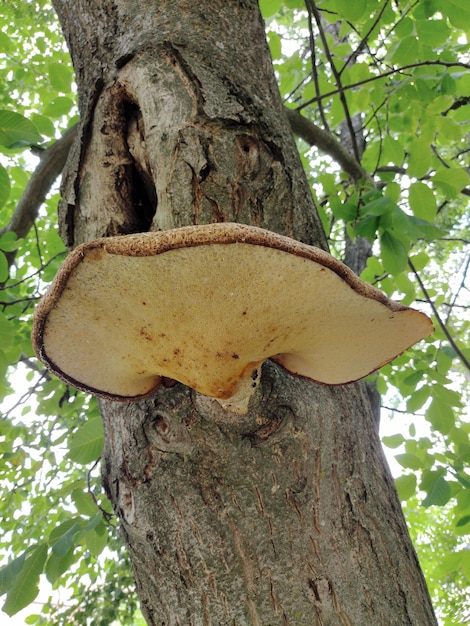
[32,222,434,414]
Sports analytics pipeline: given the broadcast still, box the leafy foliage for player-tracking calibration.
[0,0,469,624]
[262,1,470,621]
[0,1,143,623]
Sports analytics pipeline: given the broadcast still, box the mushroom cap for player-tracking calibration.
[32,223,433,404]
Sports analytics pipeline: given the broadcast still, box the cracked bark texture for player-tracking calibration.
[51,1,437,624]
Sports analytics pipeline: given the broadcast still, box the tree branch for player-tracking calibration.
[298,60,470,109]
[444,253,470,326]
[307,0,362,163]
[0,124,77,252]
[375,165,470,198]
[339,0,391,74]
[285,106,370,182]
[408,258,470,373]
[304,0,330,132]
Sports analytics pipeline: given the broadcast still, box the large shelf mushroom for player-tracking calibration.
[32,222,434,413]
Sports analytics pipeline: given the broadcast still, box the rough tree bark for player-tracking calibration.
[51,1,437,624]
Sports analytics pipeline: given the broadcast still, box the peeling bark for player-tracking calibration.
[51,1,437,624]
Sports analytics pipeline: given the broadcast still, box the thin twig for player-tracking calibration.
[415,299,470,310]
[408,258,470,372]
[304,0,330,131]
[298,60,470,109]
[444,254,470,326]
[306,0,362,162]
[381,0,420,44]
[382,405,424,417]
[339,0,390,74]
[439,238,470,245]
[0,295,41,308]
[0,251,67,291]
[1,373,49,421]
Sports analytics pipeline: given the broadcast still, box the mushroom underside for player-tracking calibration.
[33,231,433,407]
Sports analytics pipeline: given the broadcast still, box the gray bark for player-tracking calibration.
[51,1,437,624]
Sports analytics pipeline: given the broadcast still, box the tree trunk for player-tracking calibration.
[52,1,437,624]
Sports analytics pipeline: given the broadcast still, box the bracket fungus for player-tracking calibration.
[32,223,433,413]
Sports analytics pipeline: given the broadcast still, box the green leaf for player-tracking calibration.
[408,182,437,221]
[439,551,463,577]
[384,182,401,204]
[0,110,42,148]
[389,36,419,66]
[426,397,455,436]
[48,62,73,93]
[259,0,282,17]
[333,0,367,21]
[433,384,463,408]
[84,524,107,557]
[395,474,417,501]
[415,18,450,46]
[403,371,424,389]
[433,167,470,197]
[0,163,10,209]
[360,256,383,283]
[451,426,470,447]
[421,474,451,508]
[381,136,405,166]
[452,103,470,123]
[317,172,338,196]
[48,518,79,544]
[72,488,99,517]
[0,250,8,282]
[429,95,457,118]
[407,137,431,179]
[436,117,462,145]
[380,206,420,241]
[0,231,22,251]
[331,198,357,221]
[382,433,405,449]
[395,17,414,37]
[30,113,55,137]
[393,272,416,302]
[406,386,431,413]
[2,544,48,616]
[68,417,104,464]
[268,32,282,60]
[361,195,394,217]
[354,215,379,240]
[43,96,74,118]
[409,250,429,271]
[456,515,470,528]
[395,453,424,471]
[461,551,470,581]
[408,216,443,241]
[0,552,26,594]
[0,32,13,53]
[441,0,470,29]
[51,522,82,557]
[84,512,103,532]
[380,230,408,275]
[45,548,75,584]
